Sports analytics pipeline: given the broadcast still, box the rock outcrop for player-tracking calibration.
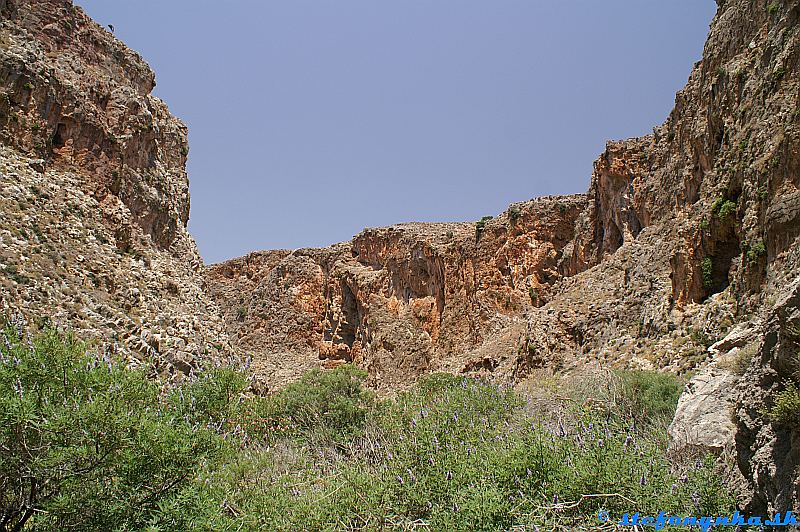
[205,195,586,390]
[0,0,233,378]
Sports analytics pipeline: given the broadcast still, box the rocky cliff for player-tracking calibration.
[0,0,234,378]
[206,195,585,390]
[210,0,800,387]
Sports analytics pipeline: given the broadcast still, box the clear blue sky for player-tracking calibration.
[75,1,716,264]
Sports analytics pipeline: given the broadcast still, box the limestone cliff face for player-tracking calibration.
[210,0,800,392]
[0,0,189,249]
[0,0,233,378]
[205,195,585,390]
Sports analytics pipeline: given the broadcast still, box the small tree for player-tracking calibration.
[0,327,228,531]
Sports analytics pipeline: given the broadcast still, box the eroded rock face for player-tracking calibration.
[0,0,233,378]
[0,0,190,250]
[733,277,800,514]
[205,196,586,390]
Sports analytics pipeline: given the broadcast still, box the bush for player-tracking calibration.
[475,216,493,243]
[262,364,373,444]
[767,381,800,426]
[718,200,737,219]
[614,370,684,426]
[701,257,714,289]
[711,197,737,220]
[0,326,736,530]
[0,327,229,531]
[202,372,731,530]
[747,241,766,262]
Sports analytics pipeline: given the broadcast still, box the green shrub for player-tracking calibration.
[747,241,766,262]
[614,370,684,425]
[0,326,736,530]
[263,364,373,444]
[227,372,731,530]
[701,257,714,289]
[711,197,737,220]
[767,381,800,426]
[0,327,229,531]
[475,216,493,242]
[718,200,736,219]
[508,207,521,222]
[768,2,780,14]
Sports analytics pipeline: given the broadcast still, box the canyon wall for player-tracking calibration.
[205,195,586,390]
[0,0,234,379]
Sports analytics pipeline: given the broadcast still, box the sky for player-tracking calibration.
[75,1,717,264]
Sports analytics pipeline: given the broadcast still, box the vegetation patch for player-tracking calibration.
[475,215,493,243]
[767,381,800,426]
[0,327,736,530]
[701,257,714,289]
[746,241,766,262]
